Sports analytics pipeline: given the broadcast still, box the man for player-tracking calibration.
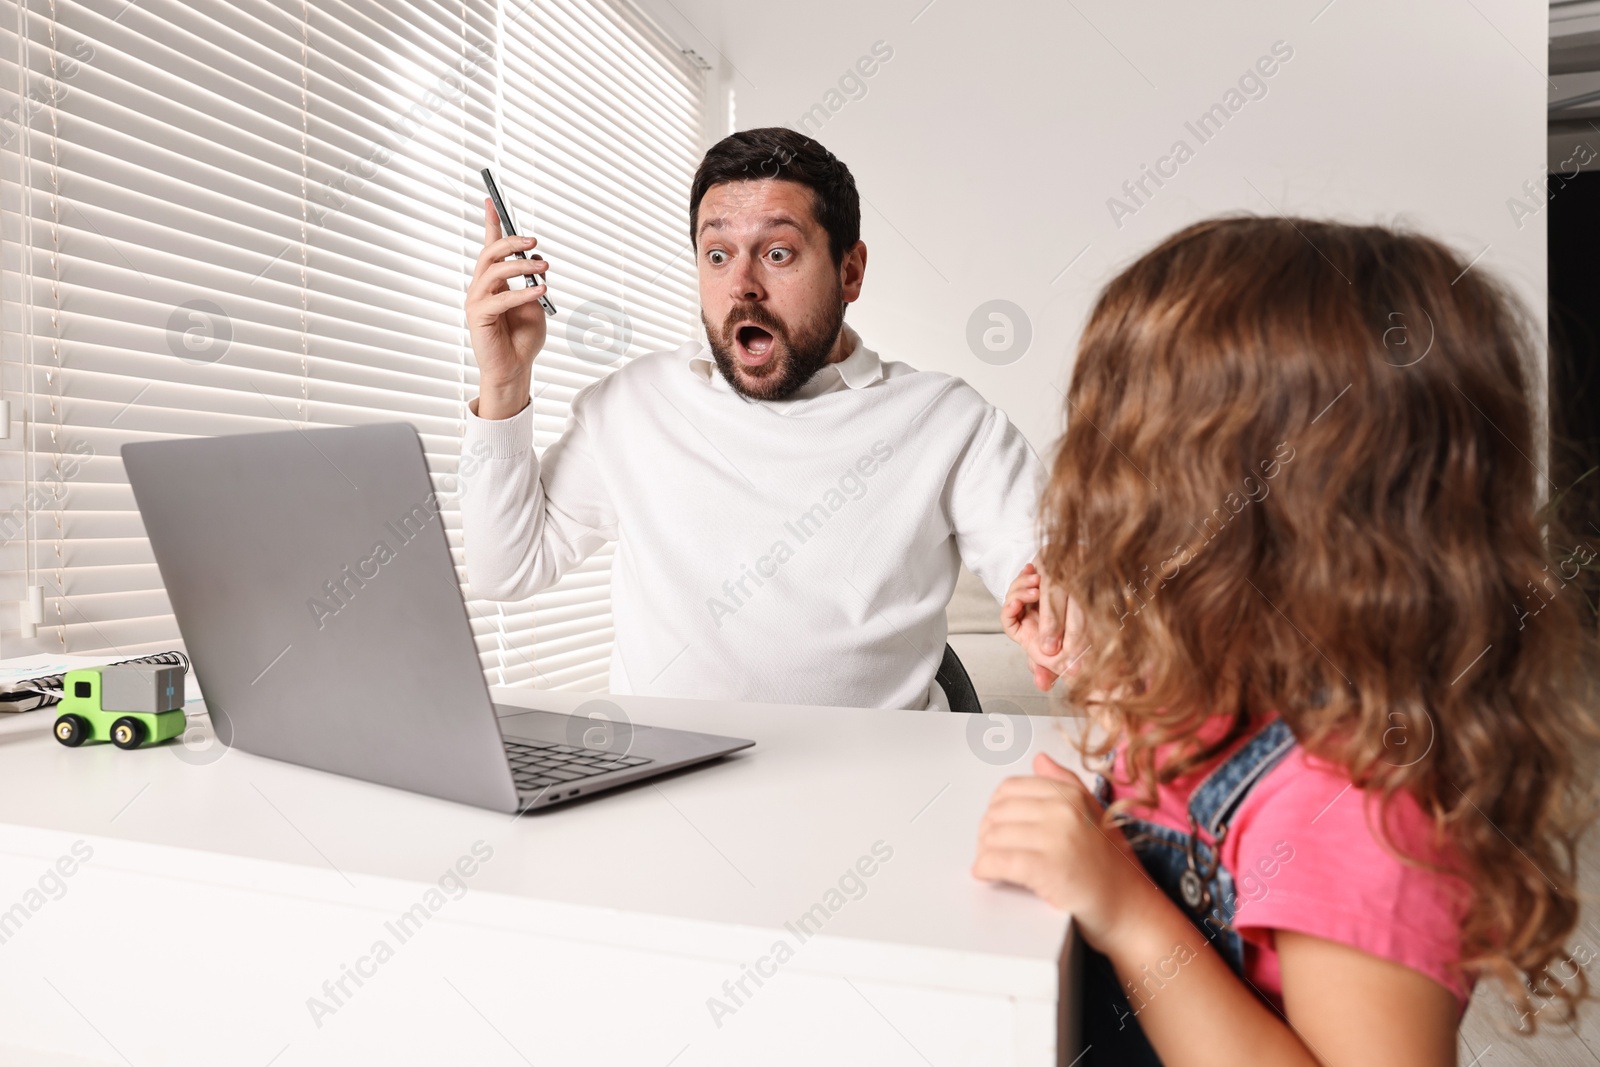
[460,127,1041,711]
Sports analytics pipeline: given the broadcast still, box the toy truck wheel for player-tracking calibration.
[110,717,146,750]
[54,714,88,747]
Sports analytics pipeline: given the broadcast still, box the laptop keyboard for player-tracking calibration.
[504,738,653,793]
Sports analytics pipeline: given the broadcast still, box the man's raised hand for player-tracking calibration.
[468,197,552,420]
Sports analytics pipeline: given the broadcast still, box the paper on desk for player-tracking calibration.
[0,654,113,691]
[0,652,204,712]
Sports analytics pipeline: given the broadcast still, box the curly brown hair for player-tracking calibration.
[1039,215,1600,1025]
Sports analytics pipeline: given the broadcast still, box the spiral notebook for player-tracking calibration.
[0,651,193,713]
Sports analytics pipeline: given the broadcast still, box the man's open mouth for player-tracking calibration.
[734,323,777,368]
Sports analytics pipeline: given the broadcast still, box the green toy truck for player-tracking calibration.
[52,665,186,750]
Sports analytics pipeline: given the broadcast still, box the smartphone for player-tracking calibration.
[480,167,556,316]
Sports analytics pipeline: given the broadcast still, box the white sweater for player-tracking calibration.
[459,329,1043,711]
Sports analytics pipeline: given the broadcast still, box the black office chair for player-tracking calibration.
[936,643,983,715]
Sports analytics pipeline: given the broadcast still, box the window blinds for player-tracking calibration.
[0,0,705,691]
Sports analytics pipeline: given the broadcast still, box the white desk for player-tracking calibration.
[0,689,1080,1066]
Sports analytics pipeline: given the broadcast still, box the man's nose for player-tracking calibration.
[728,257,765,303]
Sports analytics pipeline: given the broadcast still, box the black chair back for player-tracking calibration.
[935,643,983,715]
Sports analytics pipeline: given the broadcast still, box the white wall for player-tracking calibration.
[634,0,1549,454]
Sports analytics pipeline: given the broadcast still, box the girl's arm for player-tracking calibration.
[972,754,1458,1067]
[1275,930,1459,1065]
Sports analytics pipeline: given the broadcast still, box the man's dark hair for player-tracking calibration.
[688,128,861,265]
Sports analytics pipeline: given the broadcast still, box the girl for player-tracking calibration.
[973,216,1599,1066]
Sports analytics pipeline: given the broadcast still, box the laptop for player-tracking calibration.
[122,422,753,813]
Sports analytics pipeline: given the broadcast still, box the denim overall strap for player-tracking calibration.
[1078,717,1301,1067]
[1186,717,1298,839]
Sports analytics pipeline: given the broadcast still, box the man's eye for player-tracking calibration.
[767,248,791,263]
[707,250,728,265]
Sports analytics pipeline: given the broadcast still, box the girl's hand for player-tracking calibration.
[1001,565,1050,687]
[971,752,1160,950]
[1000,563,1086,691]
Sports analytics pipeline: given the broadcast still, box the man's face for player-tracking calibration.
[695,179,864,400]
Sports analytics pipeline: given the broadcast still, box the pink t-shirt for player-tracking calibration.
[1106,719,1474,1013]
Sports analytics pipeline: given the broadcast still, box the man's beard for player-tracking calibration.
[702,292,845,401]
